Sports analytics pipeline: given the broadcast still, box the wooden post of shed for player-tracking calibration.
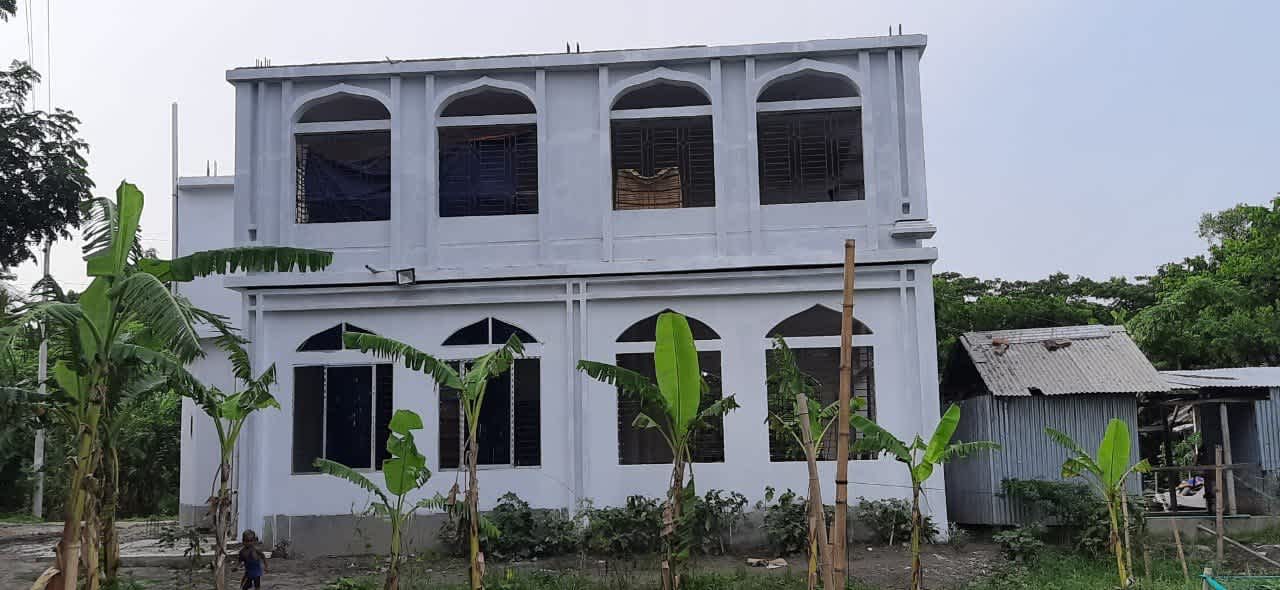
[1214,446,1225,565]
[832,239,856,589]
[1218,403,1238,515]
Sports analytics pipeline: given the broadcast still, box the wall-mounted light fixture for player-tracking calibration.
[395,268,416,286]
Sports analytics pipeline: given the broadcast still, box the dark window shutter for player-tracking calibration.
[757,109,863,204]
[616,353,673,465]
[513,359,541,467]
[375,364,394,468]
[475,370,512,465]
[439,125,538,217]
[439,384,462,470]
[611,117,715,209]
[292,366,325,473]
[689,351,726,463]
[325,366,374,469]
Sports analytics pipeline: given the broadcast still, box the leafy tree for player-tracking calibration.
[315,409,447,590]
[1046,420,1151,589]
[852,404,998,590]
[578,312,739,590]
[343,330,523,590]
[0,1,14,20]
[0,62,93,269]
[4,181,330,590]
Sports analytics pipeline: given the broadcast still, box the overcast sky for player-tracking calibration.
[4,1,1278,292]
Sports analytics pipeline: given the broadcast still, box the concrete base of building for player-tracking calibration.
[1147,514,1280,541]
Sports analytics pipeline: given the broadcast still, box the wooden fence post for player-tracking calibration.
[1214,446,1225,566]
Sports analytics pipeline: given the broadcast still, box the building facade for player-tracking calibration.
[177,35,944,550]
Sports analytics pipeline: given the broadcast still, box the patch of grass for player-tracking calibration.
[1226,525,1280,545]
[960,549,1192,590]
[378,569,877,590]
[0,511,44,523]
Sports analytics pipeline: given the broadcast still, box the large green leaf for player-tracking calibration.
[52,361,88,402]
[851,415,912,464]
[86,182,143,277]
[137,246,334,282]
[388,409,423,435]
[653,312,701,436]
[1044,427,1103,479]
[923,404,962,466]
[1097,418,1133,489]
[383,455,427,496]
[576,360,662,404]
[315,458,390,506]
[113,272,202,362]
[344,333,462,389]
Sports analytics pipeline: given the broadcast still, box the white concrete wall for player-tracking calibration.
[222,37,935,288]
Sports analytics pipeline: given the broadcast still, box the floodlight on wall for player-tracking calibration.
[395,268,416,286]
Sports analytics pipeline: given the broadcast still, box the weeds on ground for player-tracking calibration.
[960,549,1190,590]
[331,569,880,590]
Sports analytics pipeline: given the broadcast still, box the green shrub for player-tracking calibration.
[855,497,936,546]
[324,577,378,590]
[756,487,814,555]
[992,524,1046,561]
[582,495,663,557]
[486,492,581,560]
[1001,478,1144,557]
[681,489,748,555]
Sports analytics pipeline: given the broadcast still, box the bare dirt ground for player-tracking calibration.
[0,521,1004,589]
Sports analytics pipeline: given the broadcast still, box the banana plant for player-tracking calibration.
[11,181,331,590]
[1046,419,1151,589]
[316,409,448,590]
[764,336,865,590]
[343,330,523,590]
[578,311,739,590]
[853,404,998,590]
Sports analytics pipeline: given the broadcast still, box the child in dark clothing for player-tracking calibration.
[238,529,268,589]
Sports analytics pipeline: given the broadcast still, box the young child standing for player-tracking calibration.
[238,529,268,589]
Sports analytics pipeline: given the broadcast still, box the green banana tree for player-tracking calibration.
[11,181,331,590]
[179,334,282,590]
[316,409,448,590]
[765,336,864,590]
[1046,420,1150,589]
[853,404,998,590]
[343,330,523,590]
[578,311,739,590]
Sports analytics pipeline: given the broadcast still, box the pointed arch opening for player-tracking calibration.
[294,90,392,224]
[765,305,877,462]
[617,309,720,342]
[442,317,538,346]
[611,79,715,211]
[758,71,858,102]
[441,88,535,117]
[437,85,539,218]
[297,322,375,352]
[298,93,390,122]
[755,67,864,205]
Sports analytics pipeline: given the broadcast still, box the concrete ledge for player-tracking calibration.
[1147,515,1280,542]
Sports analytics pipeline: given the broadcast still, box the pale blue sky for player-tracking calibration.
[3,0,1277,291]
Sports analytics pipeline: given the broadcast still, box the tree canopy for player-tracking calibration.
[0,61,94,269]
[937,196,1280,372]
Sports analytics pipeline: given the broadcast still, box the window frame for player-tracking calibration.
[608,85,716,212]
[291,93,394,225]
[436,353,543,470]
[290,362,393,475]
[751,69,866,207]
[436,87,540,218]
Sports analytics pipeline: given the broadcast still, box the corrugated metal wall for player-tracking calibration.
[1256,387,1280,472]
[946,394,1139,525]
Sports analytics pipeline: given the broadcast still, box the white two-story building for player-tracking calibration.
[177,34,944,553]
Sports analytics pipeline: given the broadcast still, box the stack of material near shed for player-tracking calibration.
[940,325,1169,525]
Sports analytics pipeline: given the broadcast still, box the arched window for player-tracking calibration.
[756,71,863,204]
[296,322,374,351]
[294,93,392,223]
[614,311,725,465]
[292,322,392,474]
[611,81,715,210]
[437,317,541,469]
[765,305,876,462]
[438,87,539,217]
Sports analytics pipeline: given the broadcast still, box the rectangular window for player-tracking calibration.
[438,358,541,469]
[611,117,715,210]
[292,364,394,473]
[757,109,863,204]
[295,131,392,223]
[616,352,725,464]
[766,346,875,462]
[439,125,538,217]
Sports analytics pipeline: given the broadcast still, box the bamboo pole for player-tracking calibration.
[1214,446,1225,565]
[1172,519,1191,583]
[1218,403,1238,515]
[832,240,855,589]
[1196,525,1280,568]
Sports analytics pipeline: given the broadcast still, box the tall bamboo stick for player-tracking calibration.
[832,240,856,588]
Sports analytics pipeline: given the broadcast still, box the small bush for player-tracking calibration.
[1001,478,1144,557]
[946,522,972,550]
[756,487,812,555]
[993,524,1046,561]
[486,492,581,560]
[682,489,748,555]
[855,497,936,546]
[582,495,663,557]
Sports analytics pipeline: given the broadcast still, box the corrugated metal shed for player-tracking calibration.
[959,325,1170,397]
